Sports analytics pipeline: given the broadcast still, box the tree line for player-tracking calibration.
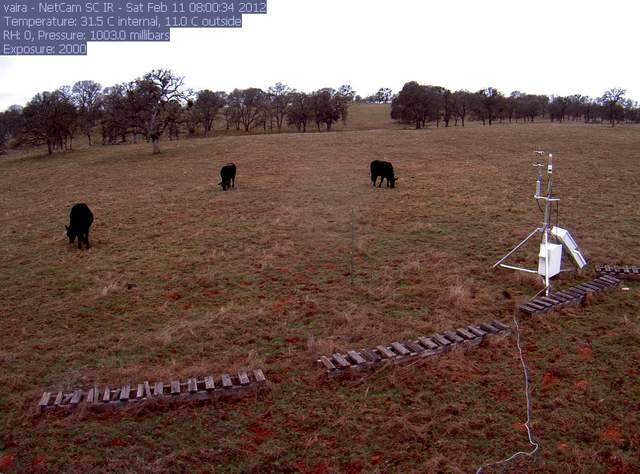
[0,69,353,155]
[0,70,637,156]
[389,82,636,129]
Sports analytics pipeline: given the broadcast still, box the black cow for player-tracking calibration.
[370,160,397,188]
[219,163,236,191]
[66,203,94,250]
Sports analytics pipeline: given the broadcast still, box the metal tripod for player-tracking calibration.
[493,151,560,296]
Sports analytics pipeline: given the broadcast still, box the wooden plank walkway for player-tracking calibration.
[317,321,511,376]
[518,276,620,317]
[595,264,640,281]
[38,369,267,412]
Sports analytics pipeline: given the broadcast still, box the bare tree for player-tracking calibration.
[267,83,292,131]
[287,92,312,132]
[131,69,189,154]
[194,89,226,135]
[0,105,24,154]
[22,90,77,155]
[237,88,266,132]
[451,90,472,126]
[311,88,350,131]
[475,87,504,125]
[600,88,626,127]
[71,80,102,145]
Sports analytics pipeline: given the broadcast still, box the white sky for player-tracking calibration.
[0,0,639,110]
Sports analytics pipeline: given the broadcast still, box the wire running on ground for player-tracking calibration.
[475,313,540,473]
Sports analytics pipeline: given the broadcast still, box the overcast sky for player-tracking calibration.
[0,0,639,110]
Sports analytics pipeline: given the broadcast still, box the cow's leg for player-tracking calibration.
[379,177,383,188]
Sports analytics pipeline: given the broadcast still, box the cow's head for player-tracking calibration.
[218,180,227,191]
[389,176,398,188]
[65,224,75,243]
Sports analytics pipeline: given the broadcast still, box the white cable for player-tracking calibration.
[475,314,540,473]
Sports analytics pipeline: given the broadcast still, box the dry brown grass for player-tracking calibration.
[0,110,639,472]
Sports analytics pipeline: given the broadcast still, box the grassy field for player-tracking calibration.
[0,109,639,472]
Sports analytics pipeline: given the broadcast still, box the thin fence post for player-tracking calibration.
[350,208,356,286]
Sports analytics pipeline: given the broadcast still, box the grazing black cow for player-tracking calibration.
[66,203,94,250]
[370,160,397,188]
[219,163,236,191]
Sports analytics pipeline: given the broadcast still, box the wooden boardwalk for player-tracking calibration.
[318,321,511,376]
[595,264,640,281]
[39,369,267,412]
[518,276,620,317]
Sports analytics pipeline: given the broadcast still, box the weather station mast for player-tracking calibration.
[493,150,587,296]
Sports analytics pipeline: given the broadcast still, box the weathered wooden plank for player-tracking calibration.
[562,288,584,298]
[490,320,510,332]
[238,372,250,386]
[540,296,561,306]
[598,275,620,285]
[418,336,439,350]
[478,323,499,334]
[154,382,164,397]
[187,378,198,393]
[390,342,410,356]
[86,388,95,404]
[518,304,540,315]
[586,280,607,289]
[574,284,596,294]
[404,341,425,353]
[120,385,131,402]
[531,298,553,308]
[549,292,571,303]
[319,356,336,370]
[101,387,110,403]
[467,326,487,337]
[555,290,579,301]
[136,384,144,400]
[376,345,395,359]
[595,277,616,287]
[221,374,233,389]
[444,331,464,343]
[53,391,63,406]
[111,388,121,401]
[332,353,351,368]
[526,300,547,311]
[39,392,51,409]
[431,334,452,346]
[170,381,180,395]
[253,369,266,383]
[456,328,476,340]
[70,390,83,405]
[144,381,152,398]
[360,348,381,362]
[347,350,366,365]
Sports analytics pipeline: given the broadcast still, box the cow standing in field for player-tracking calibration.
[219,163,236,191]
[66,203,94,250]
[370,160,397,188]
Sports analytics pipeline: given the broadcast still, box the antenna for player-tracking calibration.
[493,150,587,296]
